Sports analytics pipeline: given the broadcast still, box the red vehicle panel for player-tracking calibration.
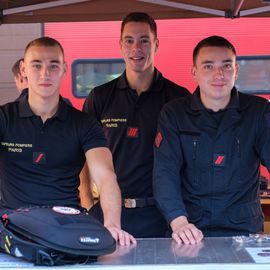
[45,18,270,182]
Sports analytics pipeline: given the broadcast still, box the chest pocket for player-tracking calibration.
[180,131,207,190]
[228,133,260,190]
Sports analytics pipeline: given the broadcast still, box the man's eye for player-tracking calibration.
[49,65,59,70]
[141,38,149,44]
[224,63,233,69]
[203,65,213,70]
[32,64,41,70]
[124,39,133,45]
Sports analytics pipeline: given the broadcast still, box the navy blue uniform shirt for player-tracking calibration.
[83,69,189,238]
[83,69,190,198]
[0,95,107,209]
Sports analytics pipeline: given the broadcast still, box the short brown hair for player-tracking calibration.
[193,35,236,64]
[121,12,157,38]
[12,58,24,77]
[24,36,65,59]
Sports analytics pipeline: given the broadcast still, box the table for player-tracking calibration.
[0,237,270,269]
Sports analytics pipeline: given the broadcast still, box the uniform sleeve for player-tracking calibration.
[257,101,270,170]
[153,103,188,224]
[79,113,107,153]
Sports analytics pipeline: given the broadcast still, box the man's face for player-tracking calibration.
[120,22,158,74]
[21,45,66,99]
[192,46,239,109]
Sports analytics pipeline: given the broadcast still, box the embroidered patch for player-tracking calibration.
[33,152,46,164]
[127,127,139,138]
[155,131,163,148]
[213,154,226,167]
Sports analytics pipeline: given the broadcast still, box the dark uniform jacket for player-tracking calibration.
[153,87,270,236]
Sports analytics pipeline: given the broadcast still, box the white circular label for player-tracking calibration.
[52,206,80,215]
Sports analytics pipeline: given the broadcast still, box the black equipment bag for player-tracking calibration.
[0,206,116,266]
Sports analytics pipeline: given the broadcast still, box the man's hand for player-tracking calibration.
[105,225,137,246]
[170,216,203,244]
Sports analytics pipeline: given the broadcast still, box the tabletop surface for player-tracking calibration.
[1,236,270,269]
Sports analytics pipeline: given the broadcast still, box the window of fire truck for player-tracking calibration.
[236,55,270,97]
[72,58,125,98]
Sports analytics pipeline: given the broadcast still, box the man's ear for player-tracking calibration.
[19,73,24,83]
[119,39,123,50]
[235,63,240,80]
[191,65,197,82]
[155,38,159,53]
[63,62,68,76]
[20,60,26,77]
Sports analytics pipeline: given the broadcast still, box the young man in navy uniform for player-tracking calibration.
[81,12,190,238]
[12,58,72,105]
[0,37,135,246]
[153,36,270,244]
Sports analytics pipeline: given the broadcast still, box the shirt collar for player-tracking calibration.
[116,68,164,92]
[19,95,68,121]
[190,86,239,111]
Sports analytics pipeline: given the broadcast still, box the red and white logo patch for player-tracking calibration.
[155,131,163,148]
[213,154,226,167]
[127,127,139,138]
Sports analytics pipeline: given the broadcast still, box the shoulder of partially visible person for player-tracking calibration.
[83,75,121,115]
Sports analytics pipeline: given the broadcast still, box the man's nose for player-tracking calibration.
[40,67,50,77]
[214,67,224,78]
[132,41,142,50]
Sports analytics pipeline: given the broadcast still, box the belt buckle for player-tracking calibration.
[124,198,136,208]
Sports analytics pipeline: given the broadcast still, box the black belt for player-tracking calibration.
[122,197,156,208]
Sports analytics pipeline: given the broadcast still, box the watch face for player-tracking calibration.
[52,206,80,215]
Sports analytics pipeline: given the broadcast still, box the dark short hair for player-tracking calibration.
[193,35,236,64]
[121,12,157,38]
[12,58,24,77]
[24,37,65,59]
